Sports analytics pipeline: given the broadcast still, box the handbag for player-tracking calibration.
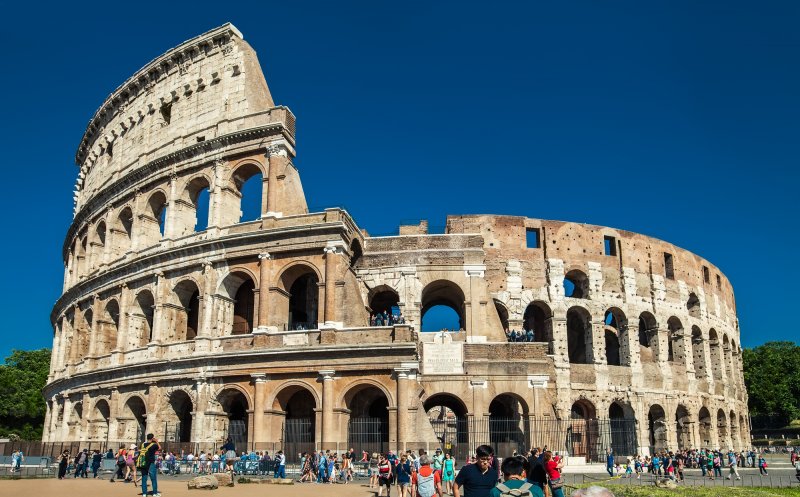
[549,477,564,489]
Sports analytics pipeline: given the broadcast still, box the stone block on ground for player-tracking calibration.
[269,478,294,484]
[214,472,233,486]
[188,474,219,490]
[655,478,678,489]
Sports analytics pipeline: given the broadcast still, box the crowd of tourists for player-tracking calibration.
[370,311,406,327]
[504,328,537,342]
[600,448,770,481]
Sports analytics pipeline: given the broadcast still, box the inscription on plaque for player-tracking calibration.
[422,331,464,375]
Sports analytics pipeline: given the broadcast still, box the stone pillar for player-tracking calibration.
[145,383,160,436]
[319,370,336,449]
[469,378,489,447]
[81,391,91,440]
[150,273,165,345]
[256,253,274,332]
[395,368,411,452]
[265,145,288,217]
[61,396,73,442]
[251,374,267,448]
[164,173,178,239]
[208,159,225,230]
[88,294,101,357]
[550,316,569,366]
[323,246,343,327]
[192,378,209,445]
[591,319,604,364]
[43,401,53,442]
[108,388,120,444]
[115,284,130,357]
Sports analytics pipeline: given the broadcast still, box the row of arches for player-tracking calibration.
[492,300,743,388]
[66,161,267,287]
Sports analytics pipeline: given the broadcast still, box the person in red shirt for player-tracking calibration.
[412,454,442,497]
[543,451,565,497]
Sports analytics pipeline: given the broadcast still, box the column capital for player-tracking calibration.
[324,244,344,255]
[266,143,289,158]
[527,375,550,389]
[250,373,268,383]
[258,252,272,260]
[318,370,336,379]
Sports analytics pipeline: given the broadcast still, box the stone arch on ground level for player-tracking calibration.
[698,407,712,447]
[489,393,530,457]
[648,404,668,454]
[570,399,599,460]
[121,395,146,443]
[167,389,193,444]
[608,401,637,456]
[218,387,251,447]
[717,408,728,449]
[273,383,318,454]
[676,405,692,450]
[91,398,111,442]
[344,383,390,455]
[423,393,470,460]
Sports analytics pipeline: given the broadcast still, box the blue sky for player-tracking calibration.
[0,1,797,359]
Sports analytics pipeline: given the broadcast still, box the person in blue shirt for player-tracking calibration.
[606,449,614,477]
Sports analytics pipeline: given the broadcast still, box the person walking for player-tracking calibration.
[57,450,70,479]
[726,450,741,480]
[443,453,456,495]
[91,450,102,478]
[74,449,88,478]
[413,454,443,497]
[378,454,394,497]
[758,454,769,476]
[605,448,614,477]
[454,445,499,497]
[138,433,162,497]
[396,453,413,497]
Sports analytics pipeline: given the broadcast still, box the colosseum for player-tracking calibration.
[43,23,749,462]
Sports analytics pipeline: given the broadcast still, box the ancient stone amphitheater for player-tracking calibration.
[43,24,749,461]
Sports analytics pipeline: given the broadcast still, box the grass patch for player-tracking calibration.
[575,485,800,497]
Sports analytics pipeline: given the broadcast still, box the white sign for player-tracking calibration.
[422,332,463,375]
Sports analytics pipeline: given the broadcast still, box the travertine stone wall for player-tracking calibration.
[43,24,749,458]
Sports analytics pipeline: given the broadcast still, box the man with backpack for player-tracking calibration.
[138,433,161,497]
[413,454,442,497]
[490,455,542,497]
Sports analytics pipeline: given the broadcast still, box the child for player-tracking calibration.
[625,459,633,478]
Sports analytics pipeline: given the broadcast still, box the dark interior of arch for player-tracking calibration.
[571,400,596,420]
[495,302,509,331]
[289,273,319,329]
[564,270,589,298]
[286,389,316,419]
[370,289,399,316]
[233,279,255,334]
[609,403,624,419]
[523,303,549,341]
[567,308,589,364]
[349,386,389,419]
[170,391,193,443]
[424,394,468,419]
[489,395,524,418]
[605,330,621,366]
[350,240,363,268]
[687,293,700,317]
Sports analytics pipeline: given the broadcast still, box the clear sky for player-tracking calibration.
[0,1,797,360]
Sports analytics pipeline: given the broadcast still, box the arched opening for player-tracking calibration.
[722,334,732,380]
[717,409,728,449]
[346,385,389,455]
[146,190,168,240]
[564,269,590,299]
[92,399,111,443]
[113,207,134,258]
[730,411,739,449]
[219,389,250,448]
[698,407,712,447]
[68,402,83,439]
[92,221,106,270]
[77,234,88,278]
[349,239,363,269]
[608,402,637,456]
[691,326,706,377]
[187,176,212,233]
[604,308,627,366]
[495,300,510,332]
[638,312,658,362]
[97,299,119,355]
[233,280,255,334]
[289,274,319,330]
[667,316,685,364]
[169,390,193,444]
[676,405,692,450]
[276,386,317,457]
[131,290,155,347]
[687,292,701,318]
[566,306,592,364]
[424,394,469,461]
[369,286,400,324]
[709,329,722,381]
[233,163,263,223]
[569,400,599,460]
[648,404,667,454]
[489,394,530,457]
[173,280,201,340]
[523,301,553,345]
[421,280,466,332]
[122,396,147,443]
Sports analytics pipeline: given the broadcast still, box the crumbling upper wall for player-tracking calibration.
[73,24,289,214]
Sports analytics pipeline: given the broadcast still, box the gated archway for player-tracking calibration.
[275,385,318,458]
[424,394,469,460]
[346,385,389,455]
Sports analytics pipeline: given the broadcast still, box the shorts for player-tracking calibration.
[370,467,378,476]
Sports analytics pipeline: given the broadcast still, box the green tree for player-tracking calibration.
[743,341,800,422]
[0,348,51,440]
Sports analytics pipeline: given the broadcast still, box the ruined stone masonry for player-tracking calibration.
[43,23,749,461]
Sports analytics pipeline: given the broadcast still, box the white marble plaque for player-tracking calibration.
[422,332,464,375]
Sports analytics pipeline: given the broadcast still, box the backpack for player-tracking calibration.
[416,470,437,497]
[136,443,154,468]
[495,482,534,497]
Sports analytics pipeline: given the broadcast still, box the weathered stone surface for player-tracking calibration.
[41,23,751,459]
[188,475,218,490]
[214,473,233,487]
[655,478,678,489]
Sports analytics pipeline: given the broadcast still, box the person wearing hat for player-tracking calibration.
[433,449,444,479]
